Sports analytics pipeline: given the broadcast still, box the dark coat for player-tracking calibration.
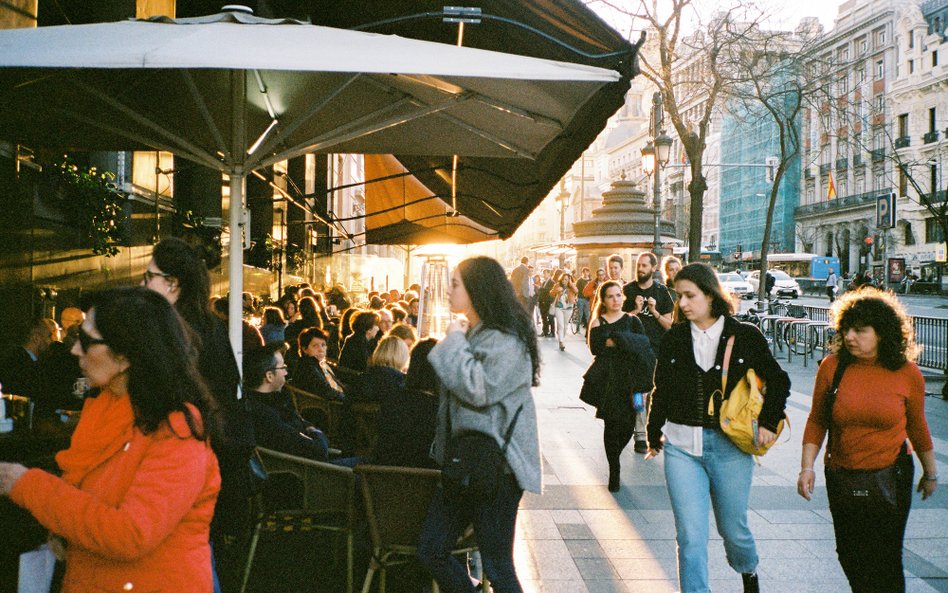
[245,389,329,461]
[293,356,346,401]
[646,316,791,451]
[580,315,655,421]
[373,387,439,469]
[338,333,372,374]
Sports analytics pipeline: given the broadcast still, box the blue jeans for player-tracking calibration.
[418,473,524,593]
[577,298,591,331]
[664,429,758,593]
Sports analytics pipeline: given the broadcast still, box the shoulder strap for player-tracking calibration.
[823,358,849,454]
[501,404,525,453]
[720,334,736,393]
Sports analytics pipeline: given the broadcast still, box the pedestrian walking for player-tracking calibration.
[826,269,838,303]
[797,289,936,593]
[418,256,541,593]
[580,280,655,492]
[662,255,683,303]
[538,269,555,338]
[509,256,532,312]
[623,252,674,453]
[575,267,593,335]
[551,272,578,351]
[646,263,791,593]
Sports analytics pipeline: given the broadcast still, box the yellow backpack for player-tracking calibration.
[710,335,786,456]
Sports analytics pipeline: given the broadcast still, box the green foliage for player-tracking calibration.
[51,159,128,257]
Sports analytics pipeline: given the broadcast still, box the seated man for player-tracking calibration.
[0,317,59,400]
[244,343,329,461]
[292,327,345,401]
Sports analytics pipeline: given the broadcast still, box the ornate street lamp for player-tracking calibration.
[641,91,673,251]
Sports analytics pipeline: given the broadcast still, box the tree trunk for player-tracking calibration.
[687,165,707,262]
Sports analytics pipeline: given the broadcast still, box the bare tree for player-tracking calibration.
[595,0,761,260]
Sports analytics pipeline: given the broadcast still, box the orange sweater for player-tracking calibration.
[10,392,220,593]
[803,354,933,470]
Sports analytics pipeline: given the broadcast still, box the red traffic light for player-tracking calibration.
[864,236,874,245]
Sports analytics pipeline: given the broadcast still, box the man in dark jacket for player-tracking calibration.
[244,343,329,461]
[538,268,555,337]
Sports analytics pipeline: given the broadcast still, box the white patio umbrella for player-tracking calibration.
[0,7,621,366]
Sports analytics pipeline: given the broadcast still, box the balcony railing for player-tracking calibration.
[923,130,940,144]
[894,136,911,148]
[819,163,832,175]
[920,189,947,204]
[804,167,814,179]
[795,188,892,217]
[853,153,864,167]
[836,157,849,171]
[871,147,886,161]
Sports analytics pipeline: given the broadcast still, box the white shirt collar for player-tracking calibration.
[690,316,725,371]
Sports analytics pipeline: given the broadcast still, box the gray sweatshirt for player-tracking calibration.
[428,324,542,494]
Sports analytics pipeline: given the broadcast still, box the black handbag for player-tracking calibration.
[823,361,910,513]
[442,404,523,504]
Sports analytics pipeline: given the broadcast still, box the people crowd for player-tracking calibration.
[0,243,938,593]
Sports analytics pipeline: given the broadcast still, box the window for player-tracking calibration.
[876,96,885,114]
[909,59,915,73]
[926,218,946,243]
[877,28,886,46]
[855,175,865,194]
[860,37,868,54]
[898,113,909,137]
[899,166,907,196]
[909,32,914,49]
[934,51,939,67]
[904,222,915,245]
[839,74,849,94]
[876,59,885,79]
[931,107,937,133]
[873,129,884,149]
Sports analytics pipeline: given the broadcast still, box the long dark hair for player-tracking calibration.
[406,337,440,392]
[593,280,623,318]
[297,296,322,329]
[830,288,917,370]
[152,237,215,335]
[456,257,540,386]
[672,263,734,323]
[86,287,218,441]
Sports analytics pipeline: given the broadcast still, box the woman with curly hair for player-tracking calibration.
[798,288,936,593]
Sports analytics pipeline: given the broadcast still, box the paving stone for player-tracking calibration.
[550,509,584,524]
[558,523,596,540]
[598,539,678,560]
[610,556,678,581]
[573,558,621,580]
[565,539,609,559]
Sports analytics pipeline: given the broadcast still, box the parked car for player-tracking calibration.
[716,272,754,299]
[746,269,803,298]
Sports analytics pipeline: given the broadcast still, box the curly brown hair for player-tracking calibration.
[829,287,917,370]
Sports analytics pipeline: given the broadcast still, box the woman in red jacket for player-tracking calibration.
[0,287,221,593]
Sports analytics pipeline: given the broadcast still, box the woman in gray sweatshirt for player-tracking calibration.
[418,256,541,593]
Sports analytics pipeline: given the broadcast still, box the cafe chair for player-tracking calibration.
[354,464,483,593]
[285,384,344,440]
[240,447,357,593]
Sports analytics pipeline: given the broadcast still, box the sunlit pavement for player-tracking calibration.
[515,329,948,593]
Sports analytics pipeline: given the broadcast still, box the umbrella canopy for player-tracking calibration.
[309,1,636,244]
[0,8,624,365]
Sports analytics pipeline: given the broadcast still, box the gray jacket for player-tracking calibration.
[428,324,542,494]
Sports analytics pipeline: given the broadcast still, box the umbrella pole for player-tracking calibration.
[229,167,246,380]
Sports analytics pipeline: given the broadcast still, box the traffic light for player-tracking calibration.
[864,236,873,246]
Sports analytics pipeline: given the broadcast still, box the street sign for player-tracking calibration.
[937,242,947,263]
[876,193,896,229]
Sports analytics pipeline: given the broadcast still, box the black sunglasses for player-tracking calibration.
[78,326,108,352]
[143,269,173,283]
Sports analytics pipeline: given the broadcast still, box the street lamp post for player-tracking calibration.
[641,91,673,252]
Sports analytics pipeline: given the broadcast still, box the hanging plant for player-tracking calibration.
[50,158,128,257]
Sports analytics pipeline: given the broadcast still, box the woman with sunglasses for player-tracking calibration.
[142,237,255,590]
[0,287,221,593]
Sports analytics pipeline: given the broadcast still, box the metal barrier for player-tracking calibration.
[794,305,947,373]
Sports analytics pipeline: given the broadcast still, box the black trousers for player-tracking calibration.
[539,303,554,336]
[826,457,914,593]
[603,413,635,469]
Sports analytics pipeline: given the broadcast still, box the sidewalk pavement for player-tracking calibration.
[514,330,948,593]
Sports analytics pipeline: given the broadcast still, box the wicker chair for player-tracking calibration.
[240,447,357,593]
[354,464,483,593]
[285,384,344,439]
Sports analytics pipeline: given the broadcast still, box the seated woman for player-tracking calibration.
[385,322,417,351]
[259,306,287,345]
[284,296,323,354]
[292,327,346,401]
[373,338,440,469]
[338,309,380,376]
[0,287,221,593]
[244,343,329,461]
[339,336,409,455]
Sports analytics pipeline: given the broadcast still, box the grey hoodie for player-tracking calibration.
[428,324,542,494]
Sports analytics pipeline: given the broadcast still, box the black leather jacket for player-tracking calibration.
[647,316,790,450]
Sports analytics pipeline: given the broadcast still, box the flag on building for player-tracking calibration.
[826,171,837,200]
